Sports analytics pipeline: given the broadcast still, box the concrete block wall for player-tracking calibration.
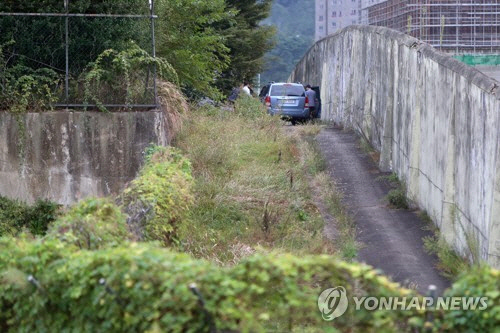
[0,110,169,205]
[290,25,500,268]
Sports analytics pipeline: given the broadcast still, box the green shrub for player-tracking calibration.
[1,237,498,332]
[437,265,500,332]
[45,197,130,250]
[81,43,178,110]
[0,41,60,112]
[386,188,409,209]
[0,196,60,237]
[0,238,419,333]
[121,146,193,246]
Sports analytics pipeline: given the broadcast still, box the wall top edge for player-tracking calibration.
[299,25,500,100]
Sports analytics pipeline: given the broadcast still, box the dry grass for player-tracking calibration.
[157,80,189,142]
[174,99,336,265]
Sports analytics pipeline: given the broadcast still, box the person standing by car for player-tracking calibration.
[242,81,252,96]
[305,84,317,118]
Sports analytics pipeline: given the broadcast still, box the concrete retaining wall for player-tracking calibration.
[0,110,169,205]
[291,25,500,268]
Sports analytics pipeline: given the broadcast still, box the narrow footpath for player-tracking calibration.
[316,126,450,295]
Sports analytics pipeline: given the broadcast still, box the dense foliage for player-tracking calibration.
[0,0,276,103]
[440,265,500,332]
[1,236,498,332]
[46,197,131,250]
[81,43,177,109]
[0,237,416,332]
[155,0,231,100]
[217,0,275,92]
[121,147,193,246]
[0,42,60,112]
[0,0,150,75]
[0,196,60,237]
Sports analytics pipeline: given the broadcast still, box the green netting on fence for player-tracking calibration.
[454,54,500,66]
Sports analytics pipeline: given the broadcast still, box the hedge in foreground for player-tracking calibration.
[440,265,500,332]
[0,238,417,333]
[1,237,498,332]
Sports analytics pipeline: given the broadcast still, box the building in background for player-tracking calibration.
[315,0,362,41]
[361,0,500,54]
[316,0,500,55]
[315,0,500,80]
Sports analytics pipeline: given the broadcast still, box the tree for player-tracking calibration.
[0,0,150,75]
[216,0,275,93]
[155,0,231,100]
[1,0,276,100]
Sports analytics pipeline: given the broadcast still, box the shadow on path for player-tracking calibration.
[317,126,450,295]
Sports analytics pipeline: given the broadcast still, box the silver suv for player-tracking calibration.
[260,82,310,125]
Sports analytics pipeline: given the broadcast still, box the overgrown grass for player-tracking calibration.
[377,173,409,209]
[297,131,359,261]
[175,98,336,264]
[311,172,359,261]
[419,210,470,280]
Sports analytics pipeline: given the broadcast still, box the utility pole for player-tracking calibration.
[65,0,69,106]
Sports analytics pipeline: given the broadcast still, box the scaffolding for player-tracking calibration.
[361,0,500,54]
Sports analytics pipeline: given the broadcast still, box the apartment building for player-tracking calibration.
[315,0,362,41]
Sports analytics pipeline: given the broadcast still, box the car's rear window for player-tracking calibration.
[270,85,304,97]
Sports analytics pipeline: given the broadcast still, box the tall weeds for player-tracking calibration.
[175,99,334,264]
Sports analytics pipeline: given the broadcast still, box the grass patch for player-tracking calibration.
[295,127,358,261]
[377,173,409,209]
[175,99,336,264]
[359,137,375,154]
[359,137,380,164]
[419,210,470,280]
[386,188,409,209]
[376,172,400,185]
[311,172,358,261]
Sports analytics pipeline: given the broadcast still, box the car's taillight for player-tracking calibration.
[265,96,271,107]
[305,96,309,108]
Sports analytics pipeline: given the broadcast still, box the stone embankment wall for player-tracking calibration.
[290,25,500,268]
[0,110,168,205]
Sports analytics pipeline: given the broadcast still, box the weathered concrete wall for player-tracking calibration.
[291,25,500,268]
[0,110,168,205]
[475,66,500,82]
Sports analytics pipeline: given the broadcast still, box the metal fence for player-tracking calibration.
[0,0,158,109]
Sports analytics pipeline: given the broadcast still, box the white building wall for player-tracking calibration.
[315,0,362,41]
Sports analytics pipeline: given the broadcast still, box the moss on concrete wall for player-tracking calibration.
[0,111,168,205]
[290,25,500,268]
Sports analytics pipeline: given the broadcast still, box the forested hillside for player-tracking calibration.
[261,0,315,84]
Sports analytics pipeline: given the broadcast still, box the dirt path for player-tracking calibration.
[316,126,450,295]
